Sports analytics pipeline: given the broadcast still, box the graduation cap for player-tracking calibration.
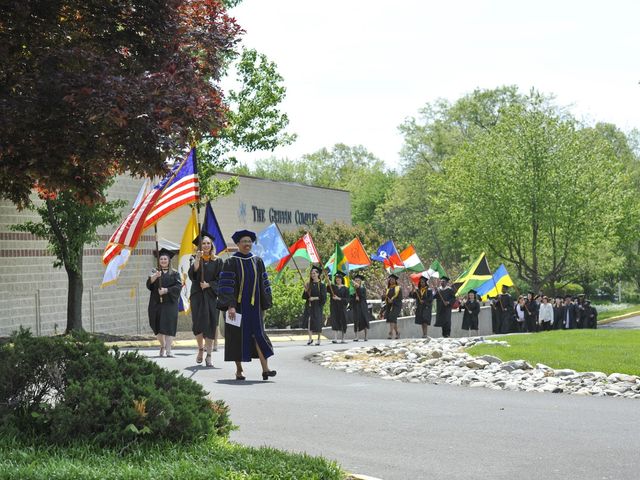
[333,271,346,278]
[157,248,175,259]
[468,289,477,295]
[231,229,257,243]
[310,265,323,274]
[192,230,215,246]
[440,276,450,281]
[388,273,399,280]
[353,274,365,281]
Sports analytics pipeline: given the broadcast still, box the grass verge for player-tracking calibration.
[0,437,345,480]
[467,330,640,376]
[597,305,640,322]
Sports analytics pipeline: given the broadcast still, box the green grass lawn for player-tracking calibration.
[597,305,640,322]
[0,437,345,480]
[467,330,640,376]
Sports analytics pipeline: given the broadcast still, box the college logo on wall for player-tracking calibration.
[238,201,247,223]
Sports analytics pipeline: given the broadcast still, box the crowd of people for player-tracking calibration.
[488,287,598,334]
[147,239,598,371]
[146,229,276,381]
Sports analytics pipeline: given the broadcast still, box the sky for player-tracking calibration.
[225,0,640,170]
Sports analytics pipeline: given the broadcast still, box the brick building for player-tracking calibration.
[0,173,351,336]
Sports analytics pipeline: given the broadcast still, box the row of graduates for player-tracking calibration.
[303,271,473,342]
[302,266,372,345]
[145,229,277,381]
[489,288,598,334]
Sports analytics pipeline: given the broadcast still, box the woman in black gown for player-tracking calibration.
[147,248,182,357]
[329,272,349,343]
[189,231,223,367]
[460,289,481,336]
[382,274,403,339]
[303,265,327,346]
[410,276,433,338]
[351,274,370,341]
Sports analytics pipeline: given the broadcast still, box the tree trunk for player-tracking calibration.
[65,248,84,333]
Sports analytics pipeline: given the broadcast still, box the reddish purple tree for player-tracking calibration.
[0,0,242,207]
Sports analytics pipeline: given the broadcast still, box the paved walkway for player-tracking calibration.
[137,338,640,480]
[599,314,640,329]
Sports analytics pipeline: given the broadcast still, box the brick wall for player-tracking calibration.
[1,173,352,337]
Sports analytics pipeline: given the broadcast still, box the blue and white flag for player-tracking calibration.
[203,202,227,254]
[254,223,289,266]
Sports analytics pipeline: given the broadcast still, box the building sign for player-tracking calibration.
[251,205,319,225]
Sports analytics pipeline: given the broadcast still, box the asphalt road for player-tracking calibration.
[599,314,640,329]
[139,334,640,480]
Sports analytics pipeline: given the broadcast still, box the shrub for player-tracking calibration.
[265,267,306,328]
[0,328,233,446]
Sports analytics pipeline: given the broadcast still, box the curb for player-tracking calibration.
[597,310,640,326]
[347,475,384,480]
[106,334,329,349]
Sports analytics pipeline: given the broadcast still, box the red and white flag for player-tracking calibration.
[103,148,199,265]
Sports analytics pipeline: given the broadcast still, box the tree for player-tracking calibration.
[376,86,529,268]
[279,220,389,298]
[434,92,633,292]
[2,1,299,332]
[1,0,241,207]
[11,188,125,332]
[238,144,395,226]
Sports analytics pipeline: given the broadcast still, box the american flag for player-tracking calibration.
[103,148,199,265]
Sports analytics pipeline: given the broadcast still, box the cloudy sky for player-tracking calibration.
[226,0,640,170]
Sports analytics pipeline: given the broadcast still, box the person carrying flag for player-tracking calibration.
[351,274,370,341]
[189,230,223,367]
[382,274,403,339]
[329,271,349,344]
[146,248,182,357]
[410,276,433,338]
[434,276,455,338]
[303,265,327,346]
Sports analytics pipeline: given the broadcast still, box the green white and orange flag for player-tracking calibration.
[390,244,425,274]
[275,232,321,272]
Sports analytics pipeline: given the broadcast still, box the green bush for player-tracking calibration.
[561,282,584,297]
[0,329,233,446]
[265,267,306,328]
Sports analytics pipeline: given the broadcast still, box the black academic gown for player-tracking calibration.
[410,287,433,325]
[217,252,273,362]
[524,299,539,332]
[553,305,563,330]
[490,300,500,334]
[561,303,577,329]
[351,286,370,332]
[146,270,182,336]
[188,256,223,339]
[435,286,455,337]
[461,299,481,330]
[329,284,349,332]
[498,293,515,333]
[303,281,327,333]
[586,305,598,329]
[383,286,403,323]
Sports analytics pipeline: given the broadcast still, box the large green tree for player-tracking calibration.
[434,92,633,292]
[376,86,528,268]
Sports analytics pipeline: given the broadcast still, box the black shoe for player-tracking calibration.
[262,370,277,381]
[332,340,338,344]
[235,373,246,381]
[306,340,313,345]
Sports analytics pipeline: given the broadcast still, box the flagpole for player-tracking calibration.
[274,223,308,292]
[153,223,163,304]
[310,231,335,297]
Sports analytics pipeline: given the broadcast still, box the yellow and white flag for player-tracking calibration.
[178,207,199,313]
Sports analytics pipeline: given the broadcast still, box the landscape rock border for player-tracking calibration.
[308,337,640,399]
